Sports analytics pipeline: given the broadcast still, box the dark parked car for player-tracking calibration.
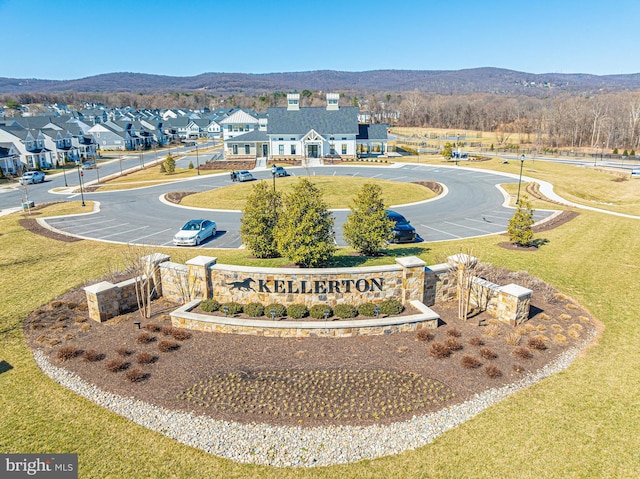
[386,210,417,243]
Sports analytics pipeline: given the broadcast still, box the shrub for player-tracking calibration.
[106,358,129,372]
[265,303,286,318]
[469,336,485,346]
[553,334,568,344]
[461,355,482,369]
[357,303,378,317]
[125,368,146,383]
[485,365,502,378]
[505,332,522,346]
[483,324,501,338]
[116,347,132,357]
[445,338,463,351]
[567,329,581,339]
[527,335,547,350]
[158,340,180,352]
[82,349,104,362]
[136,332,156,344]
[161,326,174,336]
[416,329,434,342]
[145,323,161,332]
[446,327,462,337]
[286,303,309,319]
[57,345,80,362]
[171,329,192,341]
[379,299,403,316]
[537,313,551,321]
[136,351,156,364]
[200,299,220,312]
[310,304,333,319]
[80,323,91,332]
[244,302,265,318]
[512,347,533,360]
[334,304,357,319]
[429,342,451,359]
[479,347,498,360]
[220,302,243,315]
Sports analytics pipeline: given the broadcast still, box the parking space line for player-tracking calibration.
[420,224,462,238]
[100,226,148,239]
[443,221,495,234]
[78,223,130,234]
[130,228,172,243]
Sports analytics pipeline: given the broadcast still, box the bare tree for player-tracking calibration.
[448,251,479,321]
[121,244,163,319]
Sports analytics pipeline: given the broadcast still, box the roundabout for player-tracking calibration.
[32,163,556,248]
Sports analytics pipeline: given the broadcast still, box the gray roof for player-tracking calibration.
[357,123,389,141]
[226,129,269,143]
[266,106,359,136]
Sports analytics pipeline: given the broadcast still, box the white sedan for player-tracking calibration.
[19,171,46,184]
[173,219,217,246]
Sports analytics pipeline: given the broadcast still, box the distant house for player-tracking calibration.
[224,92,388,162]
[220,109,259,141]
[0,126,53,169]
[0,142,21,175]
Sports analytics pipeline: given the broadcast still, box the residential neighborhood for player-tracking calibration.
[0,93,389,176]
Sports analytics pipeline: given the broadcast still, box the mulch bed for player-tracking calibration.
[25,266,598,428]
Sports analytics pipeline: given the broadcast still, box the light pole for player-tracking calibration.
[516,154,525,205]
[77,164,86,207]
[195,143,200,175]
[601,141,604,165]
[271,164,277,192]
[62,155,68,187]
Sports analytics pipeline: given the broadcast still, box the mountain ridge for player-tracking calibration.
[2,68,640,96]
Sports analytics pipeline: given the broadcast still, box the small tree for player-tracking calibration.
[623,149,629,157]
[613,147,619,155]
[631,149,636,157]
[164,153,176,174]
[240,180,281,258]
[441,142,453,159]
[343,183,394,256]
[507,196,535,247]
[274,178,335,267]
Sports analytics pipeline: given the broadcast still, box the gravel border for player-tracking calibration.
[33,329,596,468]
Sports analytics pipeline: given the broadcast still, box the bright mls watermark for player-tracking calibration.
[1,454,77,478]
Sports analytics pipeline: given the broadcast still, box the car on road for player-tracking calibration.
[173,219,217,246]
[19,171,46,185]
[386,210,417,243]
[81,160,97,169]
[236,170,254,182]
[271,166,288,177]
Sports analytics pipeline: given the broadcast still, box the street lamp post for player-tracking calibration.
[516,154,525,205]
[195,143,200,175]
[271,164,277,191]
[77,164,86,207]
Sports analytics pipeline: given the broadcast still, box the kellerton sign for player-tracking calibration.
[226,277,385,295]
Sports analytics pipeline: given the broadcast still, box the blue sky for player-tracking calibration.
[1,0,638,80]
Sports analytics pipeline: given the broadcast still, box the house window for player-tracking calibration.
[245,144,250,154]
[290,145,296,155]
[342,144,347,155]
[232,144,238,155]
[330,143,336,155]
[279,145,284,155]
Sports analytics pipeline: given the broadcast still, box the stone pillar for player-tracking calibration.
[141,253,170,297]
[396,256,426,304]
[186,256,217,300]
[497,283,533,325]
[84,281,119,322]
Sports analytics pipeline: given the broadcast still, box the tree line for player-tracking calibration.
[3,88,640,151]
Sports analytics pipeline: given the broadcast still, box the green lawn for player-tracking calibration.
[1,171,640,477]
[180,176,437,210]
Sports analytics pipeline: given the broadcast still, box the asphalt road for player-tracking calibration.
[1,161,555,249]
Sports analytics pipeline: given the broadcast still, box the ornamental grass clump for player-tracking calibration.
[512,347,533,360]
[136,351,156,364]
[200,299,220,312]
[334,303,357,319]
[429,342,451,359]
[82,349,104,362]
[461,355,482,369]
[479,347,498,360]
[416,329,434,342]
[125,368,146,383]
[469,336,485,346]
[527,335,548,350]
[136,332,155,344]
[161,326,174,336]
[445,337,463,352]
[505,331,522,346]
[158,340,180,352]
[116,347,132,357]
[171,329,191,341]
[106,358,129,372]
[286,303,309,319]
[446,327,462,338]
[145,323,161,332]
[244,302,265,318]
[485,365,502,378]
[57,345,80,362]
